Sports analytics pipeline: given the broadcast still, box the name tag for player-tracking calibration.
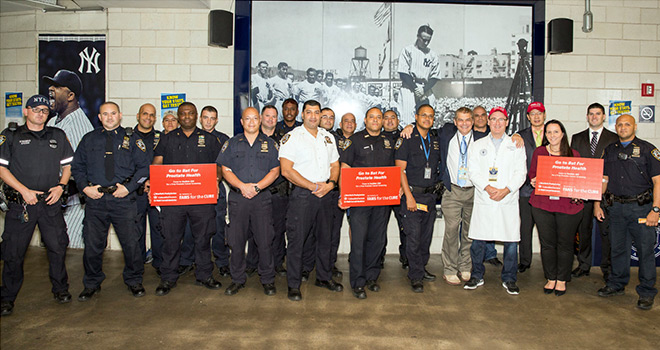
[424,167,432,179]
[458,166,468,182]
[488,167,498,182]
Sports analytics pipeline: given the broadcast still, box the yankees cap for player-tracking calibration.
[42,69,83,97]
[25,94,51,109]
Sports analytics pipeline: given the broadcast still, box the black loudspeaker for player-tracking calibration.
[209,10,233,48]
[548,18,573,54]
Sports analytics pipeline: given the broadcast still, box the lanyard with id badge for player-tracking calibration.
[458,135,471,186]
[420,132,432,180]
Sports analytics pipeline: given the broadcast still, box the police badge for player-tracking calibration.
[394,138,403,150]
[261,141,269,152]
[136,139,146,152]
[221,141,229,153]
[198,135,206,147]
[325,136,332,144]
[121,136,130,149]
[281,134,290,145]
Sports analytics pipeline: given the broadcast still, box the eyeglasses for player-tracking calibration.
[529,112,543,117]
[30,107,49,114]
[490,118,508,123]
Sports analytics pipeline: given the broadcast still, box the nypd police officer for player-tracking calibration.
[395,104,441,293]
[72,101,150,301]
[279,100,342,301]
[340,107,395,299]
[595,114,659,310]
[217,107,280,296]
[151,102,223,296]
[0,95,74,316]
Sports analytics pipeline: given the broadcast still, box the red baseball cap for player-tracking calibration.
[526,101,545,114]
[489,107,508,119]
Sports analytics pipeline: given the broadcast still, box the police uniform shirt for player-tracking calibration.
[603,137,660,197]
[278,126,339,183]
[134,127,162,162]
[340,130,395,168]
[153,127,222,165]
[382,129,401,143]
[71,127,149,193]
[211,129,230,147]
[276,120,302,134]
[446,130,474,187]
[394,127,441,188]
[0,125,74,192]
[265,128,288,186]
[216,133,279,183]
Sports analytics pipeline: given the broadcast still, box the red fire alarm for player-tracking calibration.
[642,83,654,97]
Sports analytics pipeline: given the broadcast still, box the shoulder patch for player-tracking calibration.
[652,148,660,161]
[281,133,291,145]
[341,139,352,151]
[0,135,5,146]
[136,139,146,152]
[394,138,403,150]
[325,136,332,144]
[221,140,229,153]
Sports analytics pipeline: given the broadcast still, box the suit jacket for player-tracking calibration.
[570,127,618,160]
[439,123,487,192]
[518,127,538,197]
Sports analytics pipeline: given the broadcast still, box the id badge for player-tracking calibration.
[458,166,468,182]
[488,167,498,182]
[424,167,432,179]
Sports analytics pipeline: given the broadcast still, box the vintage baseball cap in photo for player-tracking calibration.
[526,101,545,114]
[42,69,83,97]
[489,107,508,119]
[25,94,51,110]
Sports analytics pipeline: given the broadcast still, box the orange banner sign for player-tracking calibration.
[150,164,218,206]
[535,156,604,200]
[341,166,401,207]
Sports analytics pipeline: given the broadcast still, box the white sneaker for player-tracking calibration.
[459,271,471,282]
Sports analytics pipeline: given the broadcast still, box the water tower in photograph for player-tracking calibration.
[350,46,370,80]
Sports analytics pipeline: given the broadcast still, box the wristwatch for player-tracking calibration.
[57,183,66,190]
[254,185,261,193]
[653,206,660,213]
[326,179,337,188]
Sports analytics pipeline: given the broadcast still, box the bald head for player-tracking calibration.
[137,103,157,132]
[241,107,260,135]
[243,106,259,118]
[340,112,356,137]
[615,114,636,142]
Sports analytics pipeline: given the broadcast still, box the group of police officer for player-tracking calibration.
[1,94,657,316]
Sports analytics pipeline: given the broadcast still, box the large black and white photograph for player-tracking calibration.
[250,1,533,133]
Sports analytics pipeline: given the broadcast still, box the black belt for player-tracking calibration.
[409,185,435,194]
[452,184,474,190]
[93,177,132,194]
[269,181,289,195]
[612,194,641,204]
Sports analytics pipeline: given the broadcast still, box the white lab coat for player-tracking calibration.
[467,135,527,242]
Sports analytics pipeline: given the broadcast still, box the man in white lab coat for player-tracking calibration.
[463,107,527,295]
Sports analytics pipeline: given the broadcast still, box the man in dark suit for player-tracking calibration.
[515,102,546,273]
[570,102,618,281]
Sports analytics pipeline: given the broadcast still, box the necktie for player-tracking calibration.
[590,131,598,156]
[105,131,115,181]
[458,136,467,186]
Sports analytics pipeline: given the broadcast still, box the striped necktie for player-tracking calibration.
[590,131,598,156]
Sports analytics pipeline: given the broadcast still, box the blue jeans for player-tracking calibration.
[471,240,518,282]
[607,202,658,298]
[485,242,497,260]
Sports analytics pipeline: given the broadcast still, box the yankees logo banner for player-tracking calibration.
[38,34,106,128]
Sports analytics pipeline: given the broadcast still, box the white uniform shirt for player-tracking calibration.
[467,134,527,242]
[447,130,474,187]
[278,126,339,183]
[46,107,93,151]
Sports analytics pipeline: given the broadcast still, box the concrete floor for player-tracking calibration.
[0,248,658,349]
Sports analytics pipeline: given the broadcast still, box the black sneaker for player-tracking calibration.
[411,280,424,293]
[53,291,72,304]
[463,277,484,290]
[217,266,230,277]
[128,284,146,297]
[1,300,14,316]
[332,265,343,279]
[502,281,520,295]
[598,286,625,297]
[301,270,310,282]
[177,264,194,276]
[275,264,287,277]
[246,267,257,277]
[637,296,654,310]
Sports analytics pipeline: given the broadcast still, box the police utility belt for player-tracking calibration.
[602,188,652,207]
[90,177,132,194]
[409,182,444,195]
[2,184,48,204]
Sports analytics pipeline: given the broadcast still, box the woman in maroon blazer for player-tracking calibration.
[529,120,583,296]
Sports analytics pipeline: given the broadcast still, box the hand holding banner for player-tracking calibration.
[534,156,603,200]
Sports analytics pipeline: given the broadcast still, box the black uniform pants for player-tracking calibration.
[1,202,69,302]
[531,207,582,282]
[348,205,390,288]
[227,191,275,285]
[401,193,436,281]
[394,200,406,259]
[518,196,536,267]
[136,192,163,268]
[159,204,215,283]
[329,190,344,267]
[286,187,333,289]
[576,200,611,273]
[246,190,288,269]
[82,195,143,288]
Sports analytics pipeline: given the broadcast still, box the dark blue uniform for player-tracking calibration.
[395,127,441,282]
[276,120,302,134]
[382,129,406,266]
[603,137,659,299]
[340,130,395,289]
[134,127,163,270]
[71,127,149,290]
[217,133,280,285]
[0,125,74,304]
[180,130,230,271]
[153,127,222,284]
[246,128,289,273]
